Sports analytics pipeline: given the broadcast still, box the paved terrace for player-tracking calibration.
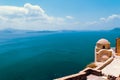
[102,56,120,77]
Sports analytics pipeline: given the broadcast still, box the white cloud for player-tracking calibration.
[66,16,74,19]
[100,14,120,22]
[84,14,120,30]
[1,3,120,31]
[0,3,78,30]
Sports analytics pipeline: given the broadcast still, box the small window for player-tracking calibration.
[103,45,105,49]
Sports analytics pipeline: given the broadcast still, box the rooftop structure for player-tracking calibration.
[55,38,120,80]
[97,38,110,44]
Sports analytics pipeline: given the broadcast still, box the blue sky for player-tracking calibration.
[0,0,120,30]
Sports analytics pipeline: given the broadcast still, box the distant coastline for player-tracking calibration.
[0,27,120,34]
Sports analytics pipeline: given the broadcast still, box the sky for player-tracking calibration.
[0,0,120,30]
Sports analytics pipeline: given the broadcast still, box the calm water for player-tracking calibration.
[0,31,119,80]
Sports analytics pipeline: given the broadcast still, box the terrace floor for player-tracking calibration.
[102,56,120,77]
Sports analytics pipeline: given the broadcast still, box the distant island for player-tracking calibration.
[111,28,120,31]
[0,28,120,34]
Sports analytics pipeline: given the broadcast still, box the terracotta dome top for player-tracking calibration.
[97,38,110,44]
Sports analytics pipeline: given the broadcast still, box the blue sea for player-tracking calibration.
[0,30,119,80]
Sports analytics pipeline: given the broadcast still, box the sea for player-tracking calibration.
[0,30,119,80]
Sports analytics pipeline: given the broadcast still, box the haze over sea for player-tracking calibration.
[0,29,119,80]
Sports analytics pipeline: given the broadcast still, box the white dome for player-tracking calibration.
[97,38,110,44]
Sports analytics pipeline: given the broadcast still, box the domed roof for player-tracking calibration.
[97,38,110,44]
